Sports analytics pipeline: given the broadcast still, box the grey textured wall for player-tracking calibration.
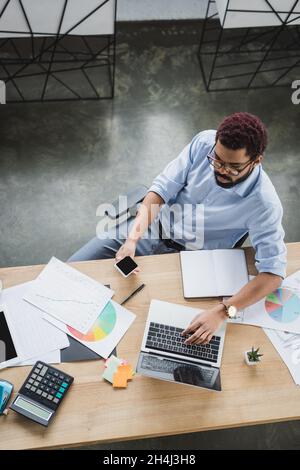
[117,0,208,21]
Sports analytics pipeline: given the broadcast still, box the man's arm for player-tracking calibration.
[115,134,203,263]
[226,271,282,311]
[115,191,164,263]
[184,196,286,345]
[183,273,282,345]
[128,191,164,243]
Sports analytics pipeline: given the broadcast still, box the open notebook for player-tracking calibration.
[180,249,249,298]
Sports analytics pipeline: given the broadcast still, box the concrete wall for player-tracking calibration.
[117,0,208,21]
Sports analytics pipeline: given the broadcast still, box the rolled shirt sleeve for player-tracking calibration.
[148,136,197,203]
[248,200,287,278]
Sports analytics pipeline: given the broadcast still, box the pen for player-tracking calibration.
[121,284,145,305]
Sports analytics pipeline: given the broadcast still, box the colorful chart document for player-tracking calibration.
[23,257,114,334]
[265,288,300,324]
[42,300,136,359]
[228,273,300,334]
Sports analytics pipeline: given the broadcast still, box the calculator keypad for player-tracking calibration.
[20,362,73,410]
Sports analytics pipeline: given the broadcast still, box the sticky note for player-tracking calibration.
[113,372,128,388]
[105,355,122,369]
[102,356,135,387]
[112,364,134,388]
[102,365,116,384]
[119,364,134,380]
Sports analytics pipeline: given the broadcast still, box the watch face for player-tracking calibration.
[228,306,237,318]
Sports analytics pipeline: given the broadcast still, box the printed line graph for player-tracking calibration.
[24,257,113,334]
[35,294,97,306]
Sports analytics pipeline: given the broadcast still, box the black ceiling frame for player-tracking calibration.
[0,0,117,102]
[198,0,300,91]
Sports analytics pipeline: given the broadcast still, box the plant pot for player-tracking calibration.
[244,350,261,366]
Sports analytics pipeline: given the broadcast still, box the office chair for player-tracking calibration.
[104,185,149,222]
[105,184,249,249]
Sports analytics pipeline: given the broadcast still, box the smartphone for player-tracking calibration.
[114,256,138,277]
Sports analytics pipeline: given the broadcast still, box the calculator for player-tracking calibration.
[10,361,74,426]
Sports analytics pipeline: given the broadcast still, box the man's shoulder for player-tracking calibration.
[189,129,216,163]
[252,168,283,214]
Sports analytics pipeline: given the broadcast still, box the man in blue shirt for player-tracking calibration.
[69,112,286,344]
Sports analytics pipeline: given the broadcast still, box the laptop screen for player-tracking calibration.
[137,352,221,391]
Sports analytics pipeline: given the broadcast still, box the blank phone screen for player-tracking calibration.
[116,256,138,275]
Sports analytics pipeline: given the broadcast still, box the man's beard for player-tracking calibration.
[214,166,254,188]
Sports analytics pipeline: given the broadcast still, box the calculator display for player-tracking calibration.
[14,396,52,421]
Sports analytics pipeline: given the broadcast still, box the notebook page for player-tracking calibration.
[180,250,217,298]
[213,249,248,296]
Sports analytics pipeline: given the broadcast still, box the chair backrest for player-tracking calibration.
[105,185,149,220]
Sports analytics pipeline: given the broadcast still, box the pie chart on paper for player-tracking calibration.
[265,288,300,323]
[67,301,117,342]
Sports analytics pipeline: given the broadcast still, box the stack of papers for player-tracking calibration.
[0,257,136,369]
[1,282,69,369]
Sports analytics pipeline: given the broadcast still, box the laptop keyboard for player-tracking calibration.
[145,322,221,363]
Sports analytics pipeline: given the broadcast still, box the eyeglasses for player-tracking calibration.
[207,145,255,177]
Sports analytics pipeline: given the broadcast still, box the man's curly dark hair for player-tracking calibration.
[216,112,268,160]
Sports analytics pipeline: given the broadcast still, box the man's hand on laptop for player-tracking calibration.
[182,305,227,345]
[115,238,140,274]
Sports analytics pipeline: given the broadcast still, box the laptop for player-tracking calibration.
[136,300,227,391]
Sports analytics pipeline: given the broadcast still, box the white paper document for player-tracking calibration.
[16,349,61,367]
[43,299,136,359]
[283,270,300,294]
[1,282,69,369]
[227,273,300,334]
[264,328,300,385]
[24,257,114,334]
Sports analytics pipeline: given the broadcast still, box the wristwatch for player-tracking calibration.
[220,302,238,319]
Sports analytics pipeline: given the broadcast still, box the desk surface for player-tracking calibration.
[1,243,300,450]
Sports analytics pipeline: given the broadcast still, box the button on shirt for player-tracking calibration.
[149,130,286,278]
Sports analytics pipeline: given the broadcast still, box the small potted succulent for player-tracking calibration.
[244,346,263,366]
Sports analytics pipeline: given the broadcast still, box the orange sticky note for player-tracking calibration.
[110,362,135,388]
[113,371,128,388]
[120,364,134,380]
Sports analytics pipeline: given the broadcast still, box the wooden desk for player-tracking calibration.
[1,243,300,450]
